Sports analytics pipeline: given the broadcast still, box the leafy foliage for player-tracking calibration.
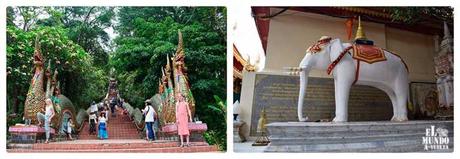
[112,7,227,150]
[37,7,115,68]
[385,7,453,24]
[7,7,109,114]
[7,26,108,111]
[7,6,227,150]
[205,95,227,150]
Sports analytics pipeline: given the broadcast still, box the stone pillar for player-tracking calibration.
[443,75,453,107]
[436,77,447,107]
[434,22,453,119]
[239,71,257,138]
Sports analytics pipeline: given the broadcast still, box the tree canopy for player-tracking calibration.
[386,7,453,24]
[112,7,226,149]
[7,12,109,113]
[7,6,227,150]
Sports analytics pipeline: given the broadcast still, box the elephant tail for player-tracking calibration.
[407,87,414,112]
[407,100,414,112]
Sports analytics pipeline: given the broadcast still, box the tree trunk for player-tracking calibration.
[12,86,20,114]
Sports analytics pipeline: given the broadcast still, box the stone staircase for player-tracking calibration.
[78,108,140,140]
[8,107,219,152]
[265,120,453,152]
[7,106,220,152]
[7,140,219,153]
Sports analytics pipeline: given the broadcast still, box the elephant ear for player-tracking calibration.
[328,38,344,62]
[307,36,332,54]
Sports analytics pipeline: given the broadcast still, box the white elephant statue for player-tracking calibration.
[297,36,409,122]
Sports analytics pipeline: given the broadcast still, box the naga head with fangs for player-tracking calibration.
[33,35,44,68]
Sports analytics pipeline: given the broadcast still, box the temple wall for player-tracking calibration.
[265,9,436,82]
[238,9,439,138]
[385,27,437,82]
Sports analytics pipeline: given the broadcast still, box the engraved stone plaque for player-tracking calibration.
[250,74,392,135]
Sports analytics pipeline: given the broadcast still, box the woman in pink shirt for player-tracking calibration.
[176,94,192,147]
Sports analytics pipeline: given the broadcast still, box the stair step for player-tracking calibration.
[30,141,209,150]
[269,133,432,145]
[78,134,140,139]
[268,121,453,138]
[265,120,453,152]
[7,139,217,153]
[77,108,141,140]
[8,145,218,153]
[265,139,452,152]
[357,143,453,152]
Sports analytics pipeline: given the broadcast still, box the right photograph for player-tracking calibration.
[232,7,453,152]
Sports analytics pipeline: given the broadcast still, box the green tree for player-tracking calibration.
[6,7,16,27]
[112,7,227,150]
[386,7,453,24]
[7,6,227,150]
[7,7,111,114]
[36,7,115,68]
[15,7,45,31]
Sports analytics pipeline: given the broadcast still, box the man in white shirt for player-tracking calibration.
[142,99,156,141]
[88,101,98,135]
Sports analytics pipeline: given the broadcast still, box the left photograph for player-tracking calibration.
[6,6,227,152]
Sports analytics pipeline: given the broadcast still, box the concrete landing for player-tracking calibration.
[234,137,267,153]
[265,120,453,152]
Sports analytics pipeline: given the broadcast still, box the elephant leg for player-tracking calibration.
[332,78,353,122]
[374,85,398,121]
[392,79,409,122]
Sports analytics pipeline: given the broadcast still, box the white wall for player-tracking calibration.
[385,27,437,82]
[264,9,436,82]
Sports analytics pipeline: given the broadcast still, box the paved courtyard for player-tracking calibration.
[234,137,267,153]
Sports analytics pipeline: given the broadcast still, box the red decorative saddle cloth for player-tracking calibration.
[352,44,386,64]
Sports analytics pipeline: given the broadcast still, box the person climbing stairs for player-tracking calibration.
[78,107,139,140]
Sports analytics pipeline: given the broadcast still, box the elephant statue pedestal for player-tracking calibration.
[264,120,453,152]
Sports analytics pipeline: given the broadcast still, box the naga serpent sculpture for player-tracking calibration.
[23,34,81,132]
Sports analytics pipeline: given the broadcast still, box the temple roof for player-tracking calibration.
[233,44,246,79]
[289,7,452,36]
[252,7,453,53]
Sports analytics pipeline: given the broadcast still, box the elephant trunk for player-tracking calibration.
[297,67,310,122]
